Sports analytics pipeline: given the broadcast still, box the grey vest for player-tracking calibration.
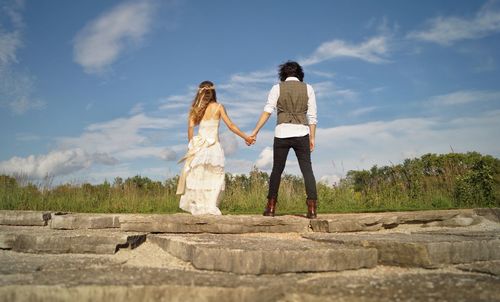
[276,81,309,125]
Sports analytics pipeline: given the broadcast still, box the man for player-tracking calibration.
[250,61,318,218]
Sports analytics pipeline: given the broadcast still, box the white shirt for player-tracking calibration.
[264,77,317,138]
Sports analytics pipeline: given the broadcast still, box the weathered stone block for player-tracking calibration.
[50,213,120,229]
[303,232,500,268]
[0,226,145,254]
[422,214,483,228]
[474,208,500,223]
[0,211,51,226]
[150,234,377,274]
[120,214,310,234]
[311,209,479,233]
[395,209,474,224]
[457,260,500,276]
[0,233,16,249]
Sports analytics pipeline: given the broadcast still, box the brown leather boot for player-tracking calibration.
[306,199,317,219]
[263,197,277,217]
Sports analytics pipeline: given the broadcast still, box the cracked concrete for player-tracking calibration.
[0,209,499,301]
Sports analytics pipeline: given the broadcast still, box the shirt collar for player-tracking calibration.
[285,77,300,81]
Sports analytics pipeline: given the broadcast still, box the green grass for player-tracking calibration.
[1,152,499,214]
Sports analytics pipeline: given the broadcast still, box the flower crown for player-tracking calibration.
[198,85,215,91]
[194,85,215,107]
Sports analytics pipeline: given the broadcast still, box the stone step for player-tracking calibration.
[310,209,481,233]
[1,248,500,302]
[302,231,500,268]
[2,271,499,302]
[456,260,500,276]
[0,226,145,254]
[0,210,51,226]
[149,233,377,274]
[50,213,120,230]
[1,209,497,234]
[474,208,500,223]
[0,252,284,302]
[120,214,311,234]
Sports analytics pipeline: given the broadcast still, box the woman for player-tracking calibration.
[176,81,254,215]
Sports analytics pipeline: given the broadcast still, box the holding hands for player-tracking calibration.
[244,130,258,146]
[244,135,256,146]
[241,129,258,146]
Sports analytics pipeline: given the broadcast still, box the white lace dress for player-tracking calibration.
[177,118,225,215]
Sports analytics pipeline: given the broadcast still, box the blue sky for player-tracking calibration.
[1,0,499,185]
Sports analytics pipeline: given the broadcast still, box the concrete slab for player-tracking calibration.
[278,271,500,302]
[119,213,311,234]
[1,249,499,302]
[474,208,500,223]
[0,226,145,254]
[310,209,481,233]
[0,210,51,226]
[302,231,500,268]
[456,260,500,277]
[149,233,377,274]
[50,213,120,229]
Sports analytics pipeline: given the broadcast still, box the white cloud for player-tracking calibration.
[73,0,155,74]
[161,74,266,128]
[216,72,271,127]
[407,1,500,45]
[0,30,21,65]
[312,81,358,102]
[348,106,377,117]
[312,111,500,178]
[116,146,177,161]
[244,111,500,181]
[227,70,276,84]
[59,162,136,185]
[159,148,177,161]
[219,131,239,156]
[370,86,386,93]
[427,90,500,106]
[58,113,178,155]
[255,147,273,170]
[319,174,341,187]
[175,37,380,127]
[158,88,196,110]
[225,159,255,175]
[8,96,45,114]
[309,70,336,79]
[0,0,23,66]
[161,36,378,128]
[1,110,183,179]
[301,36,390,66]
[0,148,117,179]
[129,102,144,114]
[0,0,44,115]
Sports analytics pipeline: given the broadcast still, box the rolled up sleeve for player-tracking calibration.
[306,84,317,125]
[264,84,279,114]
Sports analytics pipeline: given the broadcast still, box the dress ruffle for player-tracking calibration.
[179,163,225,215]
[189,143,225,169]
[176,118,225,215]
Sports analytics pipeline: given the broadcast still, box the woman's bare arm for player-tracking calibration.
[187,117,195,142]
[219,104,254,144]
[251,111,271,138]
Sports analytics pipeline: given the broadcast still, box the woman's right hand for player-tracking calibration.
[244,135,255,146]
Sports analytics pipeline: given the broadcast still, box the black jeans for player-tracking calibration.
[267,134,318,200]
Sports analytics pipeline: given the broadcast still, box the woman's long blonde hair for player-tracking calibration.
[189,81,217,125]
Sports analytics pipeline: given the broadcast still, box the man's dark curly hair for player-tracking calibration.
[278,61,304,82]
